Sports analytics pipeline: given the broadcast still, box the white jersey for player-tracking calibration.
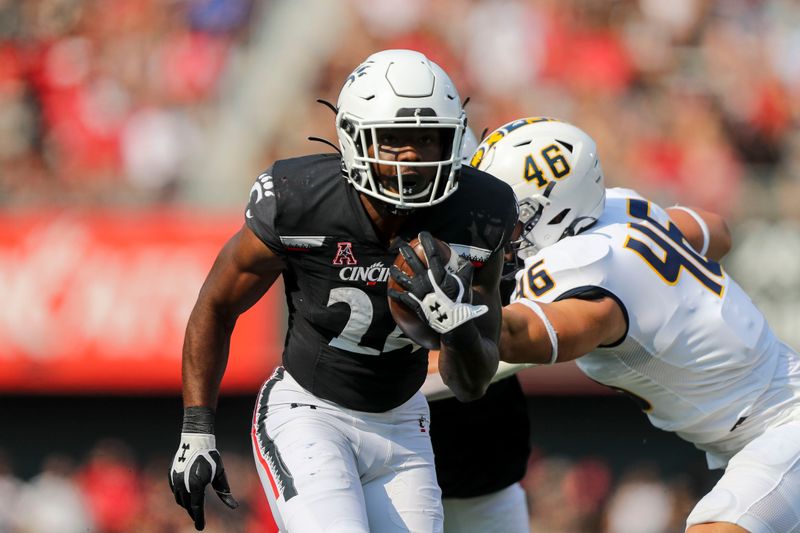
[511,188,800,468]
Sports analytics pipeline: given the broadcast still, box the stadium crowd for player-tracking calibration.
[2,0,799,531]
[305,0,800,221]
[0,0,798,217]
[0,440,714,533]
[0,0,256,203]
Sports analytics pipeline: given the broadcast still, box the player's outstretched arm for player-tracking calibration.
[500,296,626,365]
[170,224,285,531]
[666,206,732,262]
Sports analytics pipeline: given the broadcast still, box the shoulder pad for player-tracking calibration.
[539,233,612,272]
[605,187,645,202]
[513,234,612,303]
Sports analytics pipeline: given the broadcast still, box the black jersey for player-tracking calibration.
[245,153,517,412]
[429,268,531,498]
[429,376,530,498]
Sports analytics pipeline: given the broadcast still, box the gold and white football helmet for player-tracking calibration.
[472,118,606,256]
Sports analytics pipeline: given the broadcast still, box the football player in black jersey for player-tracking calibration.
[421,128,532,533]
[168,49,518,532]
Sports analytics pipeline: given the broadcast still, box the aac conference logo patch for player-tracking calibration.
[332,242,358,266]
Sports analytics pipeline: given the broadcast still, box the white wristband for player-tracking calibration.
[514,299,559,364]
[671,205,710,255]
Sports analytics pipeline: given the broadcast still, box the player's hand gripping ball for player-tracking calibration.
[388,232,487,348]
[388,233,456,348]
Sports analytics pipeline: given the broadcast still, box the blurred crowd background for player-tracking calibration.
[3,0,800,213]
[2,0,799,531]
[1,395,722,533]
[0,440,719,533]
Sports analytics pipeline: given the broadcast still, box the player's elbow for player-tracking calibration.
[185,293,242,345]
[714,219,732,259]
[446,379,489,402]
[706,215,732,261]
[456,389,487,402]
[439,356,497,402]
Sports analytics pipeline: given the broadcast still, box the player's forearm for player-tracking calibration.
[500,305,552,364]
[182,301,236,409]
[438,323,499,402]
[500,297,625,365]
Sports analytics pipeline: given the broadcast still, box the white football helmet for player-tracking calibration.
[460,126,479,163]
[336,49,466,209]
[472,118,605,257]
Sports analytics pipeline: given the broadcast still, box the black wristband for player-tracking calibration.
[182,406,215,434]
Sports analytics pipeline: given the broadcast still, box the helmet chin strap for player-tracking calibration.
[562,216,598,240]
[386,204,416,216]
[364,190,416,217]
[514,197,546,254]
[377,179,434,203]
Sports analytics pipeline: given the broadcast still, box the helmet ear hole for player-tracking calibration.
[340,119,355,137]
[548,208,570,225]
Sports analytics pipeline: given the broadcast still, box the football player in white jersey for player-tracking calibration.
[473,117,800,533]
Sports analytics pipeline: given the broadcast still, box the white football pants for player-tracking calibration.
[442,482,530,533]
[251,367,443,533]
[686,415,800,532]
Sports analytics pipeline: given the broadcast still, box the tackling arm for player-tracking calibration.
[499,296,626,365]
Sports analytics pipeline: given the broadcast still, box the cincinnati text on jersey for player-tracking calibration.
[339,262,391,284]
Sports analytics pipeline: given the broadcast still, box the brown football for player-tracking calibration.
[388,236,457,350]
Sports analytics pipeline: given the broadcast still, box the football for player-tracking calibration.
[388,236,458,349]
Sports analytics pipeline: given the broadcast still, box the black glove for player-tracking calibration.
[389,231,488,333]
[169,407,239,531]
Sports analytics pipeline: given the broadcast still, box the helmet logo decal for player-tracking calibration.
[542,145,571,178]
[471,117,557,167]
[345,61,374,87]
[523,155,547,188]
[332,242,358,266]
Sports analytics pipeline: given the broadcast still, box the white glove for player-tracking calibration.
[169,433,238,531]
[389,231,488,334]
[414,267,488,333]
